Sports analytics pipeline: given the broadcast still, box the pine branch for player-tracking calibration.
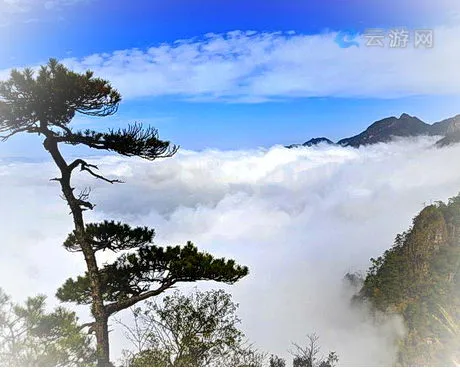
[105,280,176,316]
[0,125,39,141]
[0,59,121,135]
[56,123,179,160]
[56,241,249,307]
[63,221,155,252]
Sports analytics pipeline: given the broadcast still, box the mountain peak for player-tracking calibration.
[302,137,334,147]
[284,137,334,149]
[338,114,431,147]
[286,113,460,149]
[400,113,412,119]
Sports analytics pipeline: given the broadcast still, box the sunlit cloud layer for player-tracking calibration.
[1,137,460,364]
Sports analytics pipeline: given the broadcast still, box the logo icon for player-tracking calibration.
[334,30,360,48]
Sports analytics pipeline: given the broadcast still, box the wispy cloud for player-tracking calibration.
[1,0,89,12]
[3,26,459,101]
[0,0,91,25]
[1,0,32,13]
[1,137,460,364]
[32,26,458,102]
[43,0,90,10]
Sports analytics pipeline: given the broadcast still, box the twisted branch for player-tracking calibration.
[69,159,123,184]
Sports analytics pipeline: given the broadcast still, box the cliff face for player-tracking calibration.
[431,114,460,136]
[358,196,460,366]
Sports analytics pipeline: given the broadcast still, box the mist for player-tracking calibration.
[1,136,460,365]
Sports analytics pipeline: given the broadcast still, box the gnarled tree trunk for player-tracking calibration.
[43,133,111,366]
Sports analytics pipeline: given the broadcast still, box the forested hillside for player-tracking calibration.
[358,195,460,366]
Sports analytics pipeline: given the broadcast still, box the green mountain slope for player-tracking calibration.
[358,195,460,366]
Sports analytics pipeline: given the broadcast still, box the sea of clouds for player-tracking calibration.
[1,136,460,365]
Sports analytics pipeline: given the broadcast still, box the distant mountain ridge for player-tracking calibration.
[285,137,334,149]
[287,113,460,148]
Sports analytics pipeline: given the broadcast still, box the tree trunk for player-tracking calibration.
[43,134,111,366]
[95,314,111,367]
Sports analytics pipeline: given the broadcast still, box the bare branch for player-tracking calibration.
[69,158,123,184]
[77,187,91,202]
[55,123,73,136]
[80,165,123,184]
[73,187,95,211]
[68,159,97,172]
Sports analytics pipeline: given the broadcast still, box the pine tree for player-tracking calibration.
[0,289,96,366]
[0,59,248,366]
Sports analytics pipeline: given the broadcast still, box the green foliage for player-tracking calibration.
[126,348,171,367]
[0,58,120,133]
[120,289,264,367]
[223,347,268,367]
[57,238,249,308]
[0,288,96,366]
[63,220,155,253]
[342,272,364,289]
[358,193,460,366]
[319,352,339,367]
[269,354,286,367]
[62,123,178,160]
[0,59,177,160]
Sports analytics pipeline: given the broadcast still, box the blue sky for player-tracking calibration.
[1,0,460,155]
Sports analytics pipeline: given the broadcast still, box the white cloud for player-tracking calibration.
[3,25,460,100]
[29,26,456,102]
[43,0,89,10]
[0,0,91,25]
[1,137,460,364]
[0,0,88,12]
[0,0,32,13]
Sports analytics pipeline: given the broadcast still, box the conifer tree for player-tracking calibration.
[0,59,248,366]
[0,288,96,366]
